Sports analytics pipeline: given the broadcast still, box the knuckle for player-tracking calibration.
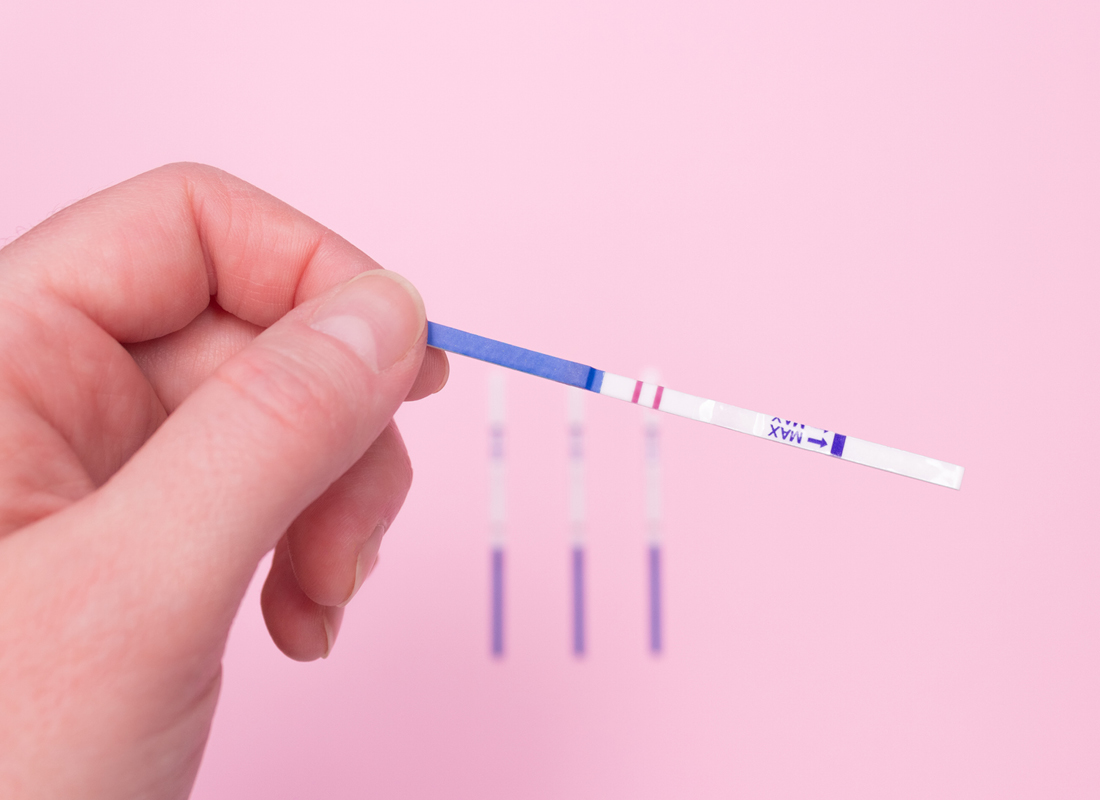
[378,423,413,490]
[214,347,343,440]
[395,438,413,488]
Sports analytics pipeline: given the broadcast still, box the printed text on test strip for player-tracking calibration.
[427,323,964,490]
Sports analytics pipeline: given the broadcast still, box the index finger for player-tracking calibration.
[0,162,381,342]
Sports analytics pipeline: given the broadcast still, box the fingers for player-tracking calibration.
[261,425,408,660]
[406,347,449,401]
[0,163,381,342]
[262,422,412,659]
[260,538,343,661]
[95,269,426,625]
[0,163,395,516]
[285,422,411,609]
[124,302,264,412]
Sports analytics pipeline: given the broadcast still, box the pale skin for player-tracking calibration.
[0,164,449,799]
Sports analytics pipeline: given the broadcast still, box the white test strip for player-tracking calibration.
[488,371,506,657]
[641,368,664,655]
[428,323,964,490]
[567,388,587,545]
[488,371,507,545]
[567,387,586,656]
[640,369,662,546]
[599,373,964,490]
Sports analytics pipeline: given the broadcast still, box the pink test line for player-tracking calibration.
[630,380,665,410]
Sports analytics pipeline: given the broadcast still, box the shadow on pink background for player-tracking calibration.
[3,2,1097,797]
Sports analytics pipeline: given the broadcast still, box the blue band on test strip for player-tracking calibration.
[428,322,603,391]
[572,545,585,657]
[648,544,662,654]
[490,546,504,657]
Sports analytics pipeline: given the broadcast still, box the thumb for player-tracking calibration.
[97,269,426,615]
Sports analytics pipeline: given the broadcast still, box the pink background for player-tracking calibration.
[3,2,1098,797]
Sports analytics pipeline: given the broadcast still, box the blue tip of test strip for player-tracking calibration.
[428,322,604,393]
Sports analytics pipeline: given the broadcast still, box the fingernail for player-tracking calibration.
[309,270,425,373]
[321,606,344,659]
[338,521,387,607]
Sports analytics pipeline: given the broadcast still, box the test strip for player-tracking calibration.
[567,388,586,657]
[488,372,506,658]
[428,323,964,490]
[642,368,663,655]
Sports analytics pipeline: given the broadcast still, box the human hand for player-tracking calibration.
[0,164,448,798]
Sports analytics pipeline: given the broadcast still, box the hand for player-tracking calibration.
[0,164,448,799]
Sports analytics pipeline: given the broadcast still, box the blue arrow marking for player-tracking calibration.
[808,436,828,448]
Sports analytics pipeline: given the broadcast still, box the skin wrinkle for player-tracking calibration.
[0,293,38,401]
[0,443,92,536]
[208,363,332,452]
[87,367,165,483]
[89,206,156,338]
[128,302,263,414]
[205,337,365,468]
[195,167,252,319]
[229,188,286,324]
[140,341,181,415]
[0,295,76,439]
[40,304,158,485]
[137,185,207,343]
[193,168,313,327]
[182,166,220,300]
[292,227,336,309]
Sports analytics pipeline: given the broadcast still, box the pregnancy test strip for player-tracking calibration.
[641,369,663,655]
[488,372,506,658]
[567,388,586,657]
[428,323,964,490]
